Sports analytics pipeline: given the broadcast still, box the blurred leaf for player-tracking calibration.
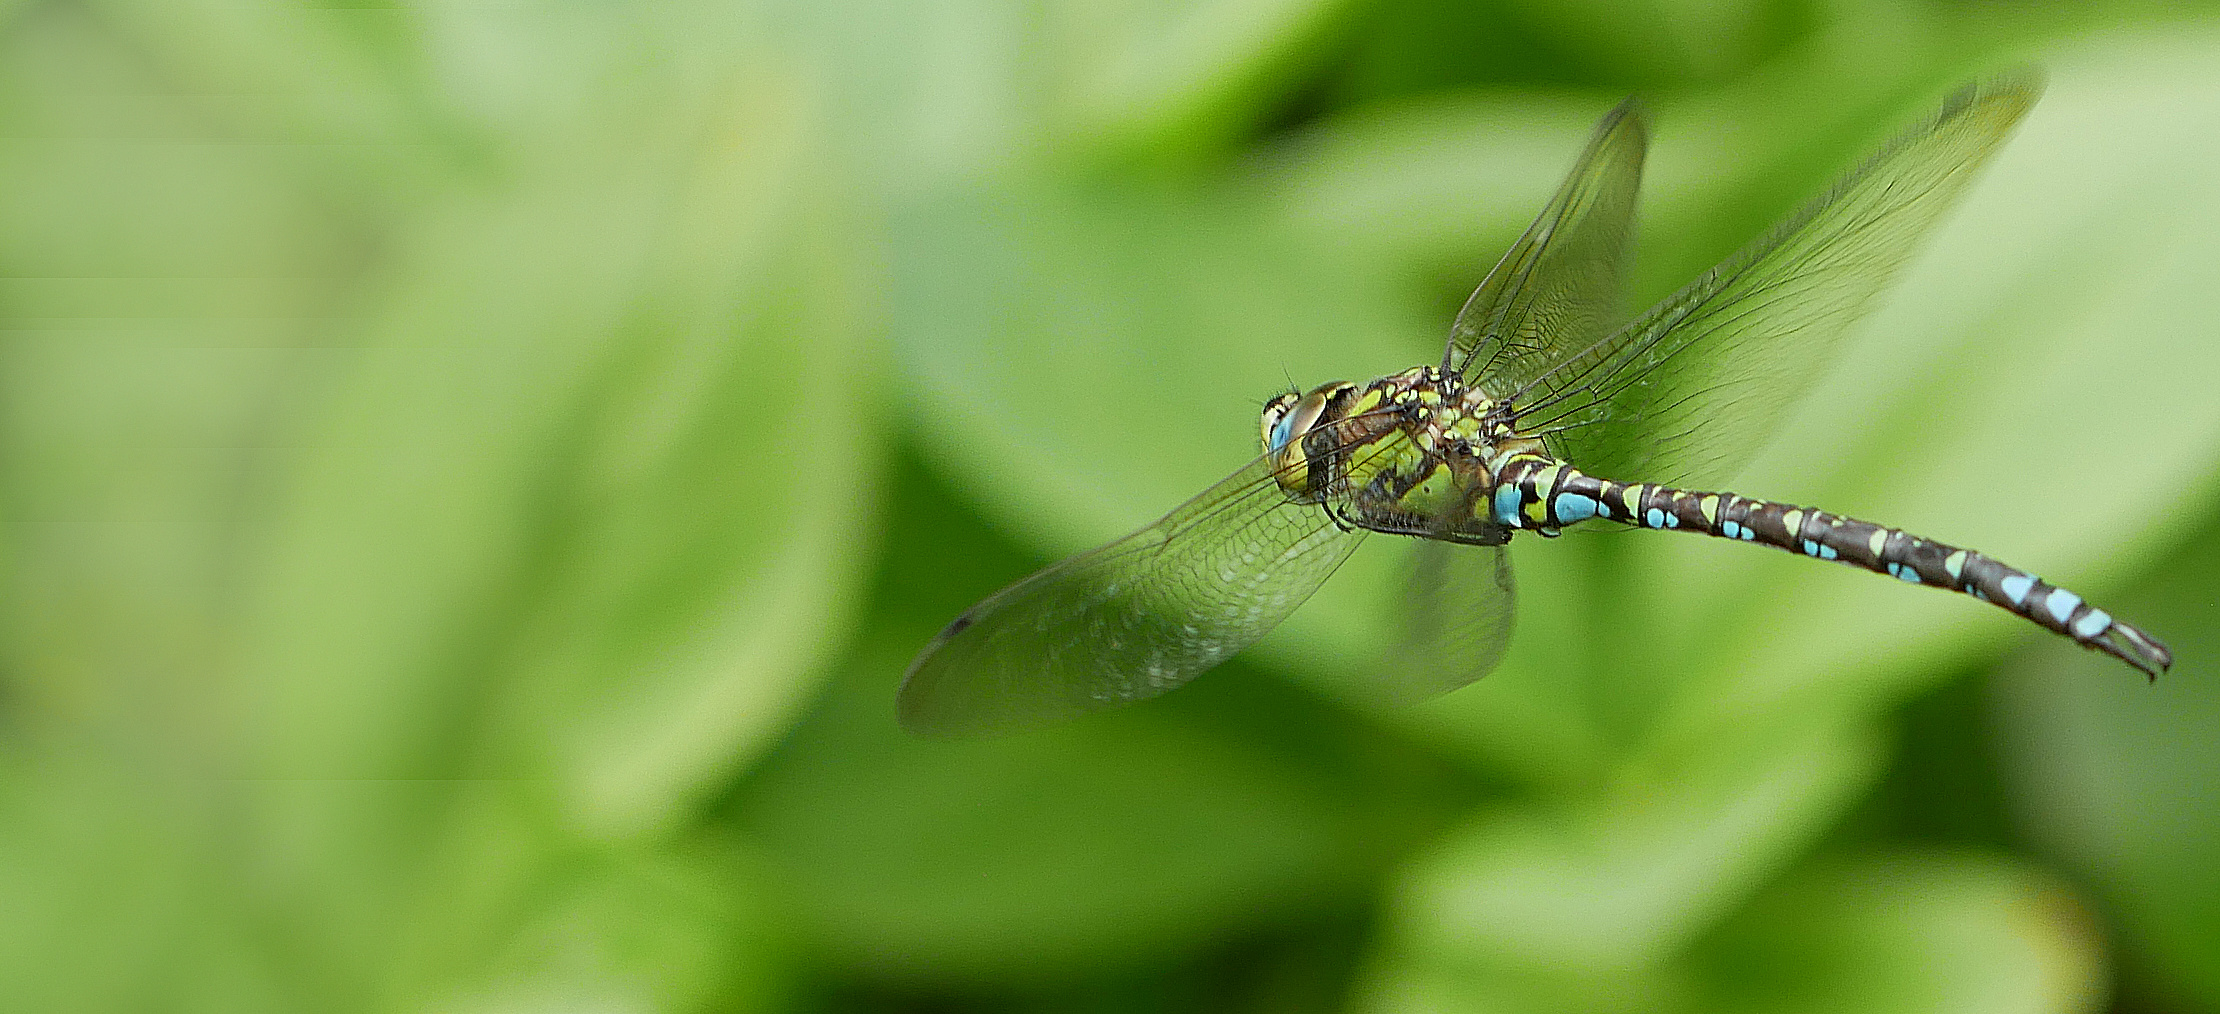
[1039,0,1353,155]
[228,66,871,834]
[1499,0,1799,86]
[430,834,788,1014]
[754,0,1032,185]
[489,75,879,836]
[1994,506,2220,1005]
[1683,853,2106,1014]
[0,1,375,742]
[1331,0,1809,100]
[202,778,789,1010]
[1331,3,1572,99]
[771,0,1352,187]
[1370,719,1882,978]
[743,643,1366,981]
[0,758,283,1013]
[738,626,1409,983]
[89,0,464,203]
[1265,91,1627,292]
[122,50,872,1010]
[1357,849,2104,1013]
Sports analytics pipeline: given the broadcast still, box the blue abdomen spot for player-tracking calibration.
[2044,589,2083,625]
[1818,544,1837,560]
[1801,540,1819,556]
[1494,486,1524,527]
[1721,520,1741,539]
[2000,574,2035,606]
[1644,507,1665,529]
[1555,493,1599,524]
[1890,563,1921,583]
[2073,608,2111,638]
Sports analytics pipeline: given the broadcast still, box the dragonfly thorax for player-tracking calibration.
[1260,366,1536,513]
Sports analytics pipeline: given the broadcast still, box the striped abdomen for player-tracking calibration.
[1489,454,2173,677]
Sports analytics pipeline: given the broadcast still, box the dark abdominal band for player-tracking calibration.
[1490,455,2173,677]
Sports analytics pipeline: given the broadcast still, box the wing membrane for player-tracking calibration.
[1380,540,1515,704]
[900,451,1367,737]
[1511,76,2041,485]
[1449,98,1648,393]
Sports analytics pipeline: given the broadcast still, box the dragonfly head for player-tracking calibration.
[1261,382,1350,491]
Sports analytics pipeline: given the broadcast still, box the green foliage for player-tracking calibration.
[2,1,2218,1011]
[1999,503,2220,1007]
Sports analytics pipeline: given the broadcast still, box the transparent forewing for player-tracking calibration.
[1448,98,1647,393]
[899,453,1366,737]
[1511,76,2040,486]
[1375,540,1515,704]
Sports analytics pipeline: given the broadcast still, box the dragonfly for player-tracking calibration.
[899,75,2171,737]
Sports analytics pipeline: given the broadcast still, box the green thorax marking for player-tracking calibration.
[1260,366,1545,542]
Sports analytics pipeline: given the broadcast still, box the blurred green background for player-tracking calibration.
[6,0,2220,1011]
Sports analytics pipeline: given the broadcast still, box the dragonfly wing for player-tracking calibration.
[1376,540,1515,704]
[1449,97,1648,393]
[1512,75,2041,486]
[900,452,1365,737]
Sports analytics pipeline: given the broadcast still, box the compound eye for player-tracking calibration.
[1259,393,1298,453]
[1268,389,1333,481]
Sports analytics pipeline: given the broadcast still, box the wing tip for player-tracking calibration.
[894,675,993,739]
[896,628,981,738]
[1938,67,2046,129]
[1598,93,1653,149]
[896,625,1077,739]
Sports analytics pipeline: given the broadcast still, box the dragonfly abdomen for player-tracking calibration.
[1491,454,2173,677]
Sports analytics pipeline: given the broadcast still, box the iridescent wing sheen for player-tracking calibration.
[1509,76,2041,486]
[1381,540,1516,704]
[1448,97,1647,394]
[899,451,1369,737]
